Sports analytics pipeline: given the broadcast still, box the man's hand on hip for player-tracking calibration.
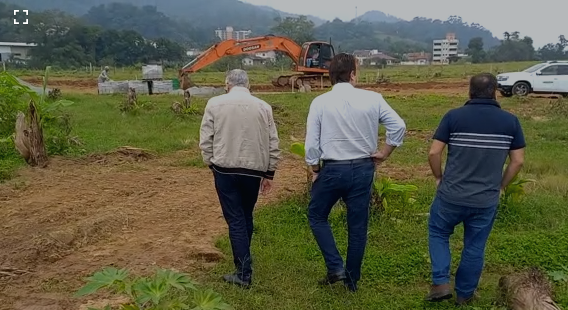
[371,151,389,164]
[260,178,273,195]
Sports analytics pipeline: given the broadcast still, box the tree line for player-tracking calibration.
[0,2,187,69]
[466,32,568,64]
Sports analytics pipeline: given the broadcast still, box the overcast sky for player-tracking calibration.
[242,0,563,48]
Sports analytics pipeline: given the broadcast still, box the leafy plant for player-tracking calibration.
[500,174,535,209]
[75,267,232,310]
[0,68,78,156]
[371,176,418,212]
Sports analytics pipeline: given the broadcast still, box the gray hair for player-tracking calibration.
[225,69,249,88]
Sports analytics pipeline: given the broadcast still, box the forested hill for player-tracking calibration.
[1,0,325,33]
[1,0,500,52]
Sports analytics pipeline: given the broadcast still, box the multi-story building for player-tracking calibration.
[432,33,459,64]
[214,26,252,41]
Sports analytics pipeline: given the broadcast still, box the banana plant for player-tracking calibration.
[500,174,535,209]
[371,176,418,212]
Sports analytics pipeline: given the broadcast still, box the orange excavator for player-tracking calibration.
[179,35,336,90]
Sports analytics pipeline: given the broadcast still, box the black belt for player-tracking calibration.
[322,157,373,165]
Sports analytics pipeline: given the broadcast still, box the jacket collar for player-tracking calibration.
[464,98,501,108]
[228,86,250,94]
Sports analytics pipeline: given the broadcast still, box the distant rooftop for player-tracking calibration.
[0,42,37,47]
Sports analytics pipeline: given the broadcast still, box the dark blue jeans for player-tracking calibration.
[308,158,375,285]
[212,169,261,280]
[428,196,497,298]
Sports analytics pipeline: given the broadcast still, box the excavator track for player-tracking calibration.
[271,74,332,89]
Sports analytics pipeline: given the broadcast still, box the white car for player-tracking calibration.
[496,61,568,97]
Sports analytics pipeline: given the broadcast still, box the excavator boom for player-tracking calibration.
[179,35,334,90]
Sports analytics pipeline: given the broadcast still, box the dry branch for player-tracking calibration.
[497,267,561,310]
[14,100,48,167]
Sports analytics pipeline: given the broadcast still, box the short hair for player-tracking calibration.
[329,53,357,85]
[469,73,497,99]
[225,69,249,88]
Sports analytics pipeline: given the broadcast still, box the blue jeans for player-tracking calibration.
[308,158,375,285]
[428,196,497,298]
[212,169,261,280]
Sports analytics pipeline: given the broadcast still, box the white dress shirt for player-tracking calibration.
[305,83,406,166]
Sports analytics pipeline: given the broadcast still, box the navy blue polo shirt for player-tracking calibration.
[433,99,526,207]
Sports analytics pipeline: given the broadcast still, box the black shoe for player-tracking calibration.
[344,281,358,292]
[222,273,251,288]
[318,271,346,285]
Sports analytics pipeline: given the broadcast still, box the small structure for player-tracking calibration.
[353,50,396,66]
[0,42,36,62]
[401,52,431,65]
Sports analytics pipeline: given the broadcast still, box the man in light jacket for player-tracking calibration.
[305,53,406,292]
[199,69,281,288]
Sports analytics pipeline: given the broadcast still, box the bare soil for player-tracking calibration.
[0,151,304,309]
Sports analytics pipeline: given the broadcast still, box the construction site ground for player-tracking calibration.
[2,76,562,309]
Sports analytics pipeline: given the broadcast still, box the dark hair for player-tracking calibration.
[469,73,498,99]
[329,53,357,85]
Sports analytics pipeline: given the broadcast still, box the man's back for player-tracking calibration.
[305,83,405,163]
[434,99,525,207]
[200,88,278,175]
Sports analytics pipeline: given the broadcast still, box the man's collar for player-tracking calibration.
[464,98,501,108]
[332,82,354,90]
[228,86,250,94]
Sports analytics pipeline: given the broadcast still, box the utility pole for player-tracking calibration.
[355,6,358,23]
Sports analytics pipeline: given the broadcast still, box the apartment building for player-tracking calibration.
[432,33,459,64]
[214,26,252,41]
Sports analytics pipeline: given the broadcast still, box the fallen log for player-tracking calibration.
[14,100,48,167]
[497,267,562,310]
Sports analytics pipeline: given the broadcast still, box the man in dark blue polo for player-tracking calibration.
[425,73,525,305]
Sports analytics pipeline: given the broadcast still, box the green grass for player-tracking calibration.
[1,81,567,309]
[201,94,568,309]
[5,61,539,84]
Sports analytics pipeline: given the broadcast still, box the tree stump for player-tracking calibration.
[171,102,183,114]
[497,267,561,310]
[14,100,48,167]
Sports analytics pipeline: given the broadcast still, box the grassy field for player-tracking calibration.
[1,81,567,309]
[5,61,539,84]
[201,93,568,309]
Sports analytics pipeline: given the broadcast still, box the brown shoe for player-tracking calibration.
[424,284,452,302]
[455,294,476,306]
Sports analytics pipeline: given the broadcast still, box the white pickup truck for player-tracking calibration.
[497,61,568,97]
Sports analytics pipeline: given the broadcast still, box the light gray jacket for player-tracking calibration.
[199,87,281,179]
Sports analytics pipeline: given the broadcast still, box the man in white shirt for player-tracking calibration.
[305,53,406,292]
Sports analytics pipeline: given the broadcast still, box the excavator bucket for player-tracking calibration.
[179,71,192,90]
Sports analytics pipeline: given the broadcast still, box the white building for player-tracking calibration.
[215,26,252,41]
[432,33,459,64]
[0,42,36,62]
[186,49,202,57]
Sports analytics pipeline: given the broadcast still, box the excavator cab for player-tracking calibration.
[300,42,335,72]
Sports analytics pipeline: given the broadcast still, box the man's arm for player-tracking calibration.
[199,100,215,166]
[265,106,281,180]
[428,113,451,183]
[501,118,526,189]
[305,98,322,171]
[376,95,406,158]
